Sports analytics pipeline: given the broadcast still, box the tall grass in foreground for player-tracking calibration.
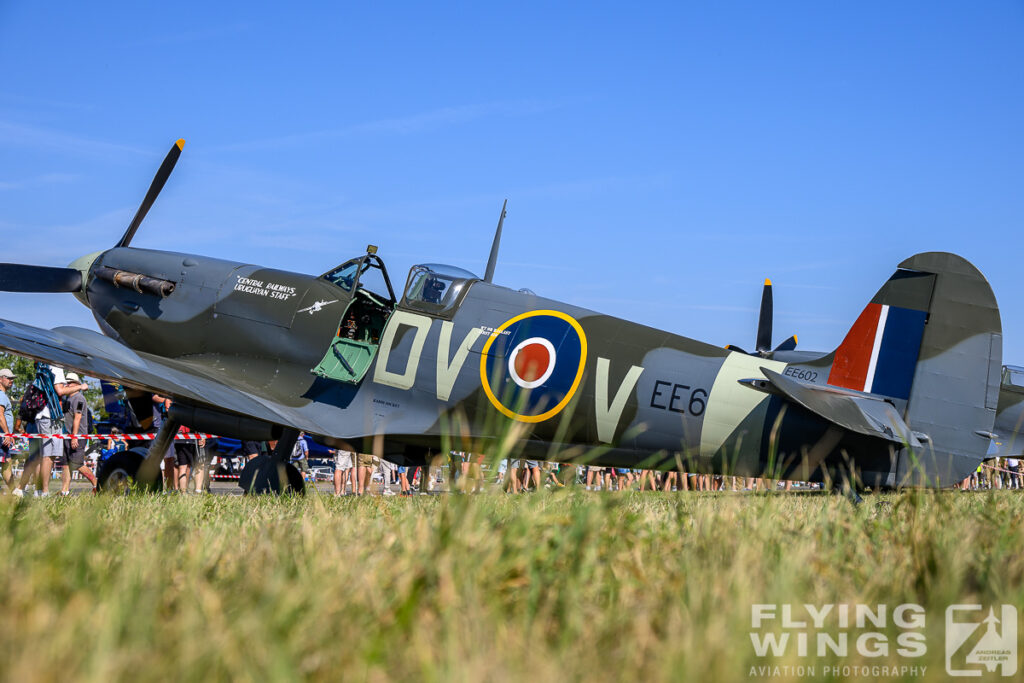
[1,490,1022,682]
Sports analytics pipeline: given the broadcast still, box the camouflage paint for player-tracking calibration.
[0,247,1008,488]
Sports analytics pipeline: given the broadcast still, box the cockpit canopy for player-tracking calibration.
[402,264,479,314]
[322,259,363,293]
[321,251,397,305]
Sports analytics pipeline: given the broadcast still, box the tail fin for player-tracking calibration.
[827,252,1002,486]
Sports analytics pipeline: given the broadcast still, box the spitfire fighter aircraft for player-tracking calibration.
[0,141,1008,494]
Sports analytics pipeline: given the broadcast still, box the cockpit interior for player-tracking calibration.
[311,250,481,384]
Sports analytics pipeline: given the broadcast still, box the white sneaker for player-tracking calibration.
[38,491,49,498]
[59,491,70,497]
[12,487,23,498]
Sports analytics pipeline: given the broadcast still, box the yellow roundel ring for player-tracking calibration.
[479,309,588,423]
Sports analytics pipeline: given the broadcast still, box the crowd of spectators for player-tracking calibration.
[958,458,1022,490]
[2,361,1022,497]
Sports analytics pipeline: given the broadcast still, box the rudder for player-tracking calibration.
[825,252,1001,486]
[896,252,1001,486]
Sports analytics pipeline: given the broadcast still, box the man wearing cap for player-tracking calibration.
[59,373,97,495]
[0,368,16,491]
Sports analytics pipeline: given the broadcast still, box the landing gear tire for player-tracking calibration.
[239,455,306,495]
[96,448,163,493]
[831,480,864,505]
[285,463,305,494]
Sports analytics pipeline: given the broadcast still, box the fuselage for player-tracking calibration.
[70,247,932,486]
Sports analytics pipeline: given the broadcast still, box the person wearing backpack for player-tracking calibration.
[12,364,85,498]
[58,374,98,495]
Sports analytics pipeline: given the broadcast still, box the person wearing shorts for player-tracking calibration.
[544,462,564,488]
[355,452,374,495]
[243,440,263,461]
[460,452,485,493]
[0,368,16,492]
[397,466,412,495]
[15,366,84,497]
[505,459,521,493]
[333,449,354,496]
[151,394,178,490]
[59,374,98,494]
[192,435,210,493]
[290,432,311,481]
[174,427,198,492]
[522,460,541,491]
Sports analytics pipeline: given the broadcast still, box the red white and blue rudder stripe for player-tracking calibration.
[827,303,927,400]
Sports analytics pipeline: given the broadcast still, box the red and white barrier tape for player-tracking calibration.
[2,433,215,440]
[980,462,1022,476]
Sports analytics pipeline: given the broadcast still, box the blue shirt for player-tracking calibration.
[291,438,309,462]
[0,389,12,431]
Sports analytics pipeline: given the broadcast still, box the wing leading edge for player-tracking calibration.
[0,318,326,436]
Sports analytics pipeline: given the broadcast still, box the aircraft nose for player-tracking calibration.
[67,250,102,305]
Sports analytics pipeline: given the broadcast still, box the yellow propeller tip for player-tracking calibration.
[764,278,772,286]
[175,139,185,150]
[794,335,798,344]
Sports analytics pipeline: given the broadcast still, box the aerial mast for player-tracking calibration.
[484,199,507,283]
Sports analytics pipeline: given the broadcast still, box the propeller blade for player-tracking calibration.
[725,344,748,354]
[773,335,798,353]
[0,264,82,293]
[116,138,185,248]
[755,278,773,354]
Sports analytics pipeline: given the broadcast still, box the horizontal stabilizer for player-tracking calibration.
[744,367,922,447]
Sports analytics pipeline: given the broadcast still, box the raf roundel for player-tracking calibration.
[480,310,587,423]
[508,337,556,388]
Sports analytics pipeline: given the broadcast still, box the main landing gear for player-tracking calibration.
[96,418,305,495]
[830,479,864,505]
[239,428,305,495]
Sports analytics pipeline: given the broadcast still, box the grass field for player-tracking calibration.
[1,489,1022,682]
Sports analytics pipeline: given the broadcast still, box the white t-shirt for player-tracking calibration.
[38,366,67,420]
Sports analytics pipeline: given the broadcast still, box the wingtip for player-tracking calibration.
[175,138,185,150]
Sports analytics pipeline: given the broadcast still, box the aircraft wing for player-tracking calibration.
[754,367,923,448]
[0,318,320,434]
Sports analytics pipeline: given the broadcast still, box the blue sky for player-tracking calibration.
[1,2,1023,358]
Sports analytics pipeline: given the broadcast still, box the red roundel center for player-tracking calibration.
[514,342,551,383]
